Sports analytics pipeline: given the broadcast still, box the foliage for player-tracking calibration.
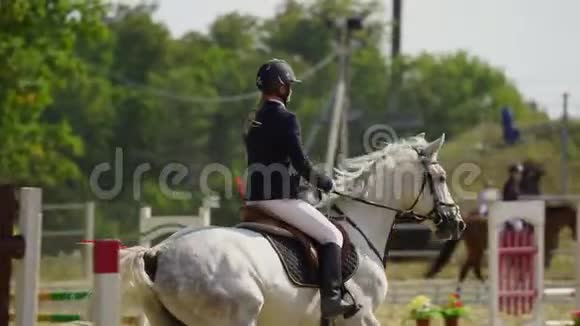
[0,0,109,186]
[406,295,440,321]
[0,0,570,246]
[394,52,548,138]
[439,293,470,319]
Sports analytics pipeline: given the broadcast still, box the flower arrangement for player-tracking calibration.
[440,293,470,326]
[440,293,469,318]
[406,295,440,326]
[571,310,580,326]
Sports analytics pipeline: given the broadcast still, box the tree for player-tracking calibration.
[0,0,109,187]
[3,0,550,235]
[393,52,547,138]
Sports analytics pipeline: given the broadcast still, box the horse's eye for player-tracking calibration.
[439,176,446,183]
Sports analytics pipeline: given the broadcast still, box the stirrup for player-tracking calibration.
[341,286,361,319]
[322,300,361,319]
[342,303,362,319]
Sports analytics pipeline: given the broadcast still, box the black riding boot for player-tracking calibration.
[319,243,360,319]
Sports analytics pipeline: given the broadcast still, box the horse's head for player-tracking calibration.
[395,133,465,240]
[335,133,465,240]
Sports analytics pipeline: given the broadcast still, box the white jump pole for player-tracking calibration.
[140,197,218,247]
[12,187,43,326]
[489,200,545,326]
[85,201,95,282]
[576,201,580,310]
[139,207,153,247]
[137,207,151,326]
[92,239,121,326]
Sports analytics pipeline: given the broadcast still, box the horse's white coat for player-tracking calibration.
[120,135,459,326]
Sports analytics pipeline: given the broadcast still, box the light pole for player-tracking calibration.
[391,0,403,59]
[561,92,569,194]
[387,0,403,115]
[325,16,364,175]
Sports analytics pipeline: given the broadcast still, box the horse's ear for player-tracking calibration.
[424,134,445,159]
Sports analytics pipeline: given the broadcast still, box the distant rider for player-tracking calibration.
[503,163,525,231]
[502,164,522,201]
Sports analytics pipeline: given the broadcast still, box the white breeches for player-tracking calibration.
[246,199,344,247]
[478,204,488,217]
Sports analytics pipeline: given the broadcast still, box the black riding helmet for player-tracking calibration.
[256,59,301,93]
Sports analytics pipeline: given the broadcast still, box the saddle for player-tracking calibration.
[237,205,359,288]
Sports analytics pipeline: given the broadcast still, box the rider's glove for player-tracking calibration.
[318,175,334,194]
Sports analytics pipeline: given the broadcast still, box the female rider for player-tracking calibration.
[244,59,359,319]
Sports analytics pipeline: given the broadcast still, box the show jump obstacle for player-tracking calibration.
[139,194,219,247]
[489,200,545,326]
[43,201,95,281]
[0,186,42,326]
[489,198,580,326]
[0,185,128,326]
[0,186,219,326]
[90,239,122,326]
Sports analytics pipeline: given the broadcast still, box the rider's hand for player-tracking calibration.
[319,176,334,194]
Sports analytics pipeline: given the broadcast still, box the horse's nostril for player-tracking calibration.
[458,220,466,231]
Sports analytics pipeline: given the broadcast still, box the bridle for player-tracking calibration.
[333,150,459,223]
[329,150,460,267]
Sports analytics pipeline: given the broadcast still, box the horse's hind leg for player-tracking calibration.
[457,259,471,285]
[474,255,485,282]
[456,256,477,293]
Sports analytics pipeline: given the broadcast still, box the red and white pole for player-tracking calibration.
[92,239,121,326]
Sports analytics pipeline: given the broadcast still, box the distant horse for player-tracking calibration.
[520,159,545,195]
[424,162,576,284]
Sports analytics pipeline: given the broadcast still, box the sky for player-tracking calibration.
[150,0,580,119]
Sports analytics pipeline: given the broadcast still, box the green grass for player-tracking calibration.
[40,251,86,283]
[440,122,580,197]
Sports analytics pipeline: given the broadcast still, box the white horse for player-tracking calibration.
[120,133,465,326]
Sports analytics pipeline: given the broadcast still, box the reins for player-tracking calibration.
[331,174,430,222]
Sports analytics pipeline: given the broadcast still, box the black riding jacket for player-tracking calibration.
[502,176,520,201]
[244,99,333,201]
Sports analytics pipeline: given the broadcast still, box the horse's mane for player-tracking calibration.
[320,135,428,206]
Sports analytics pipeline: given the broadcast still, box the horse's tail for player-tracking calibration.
[118,246,185,326]
[424,239,460,278]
